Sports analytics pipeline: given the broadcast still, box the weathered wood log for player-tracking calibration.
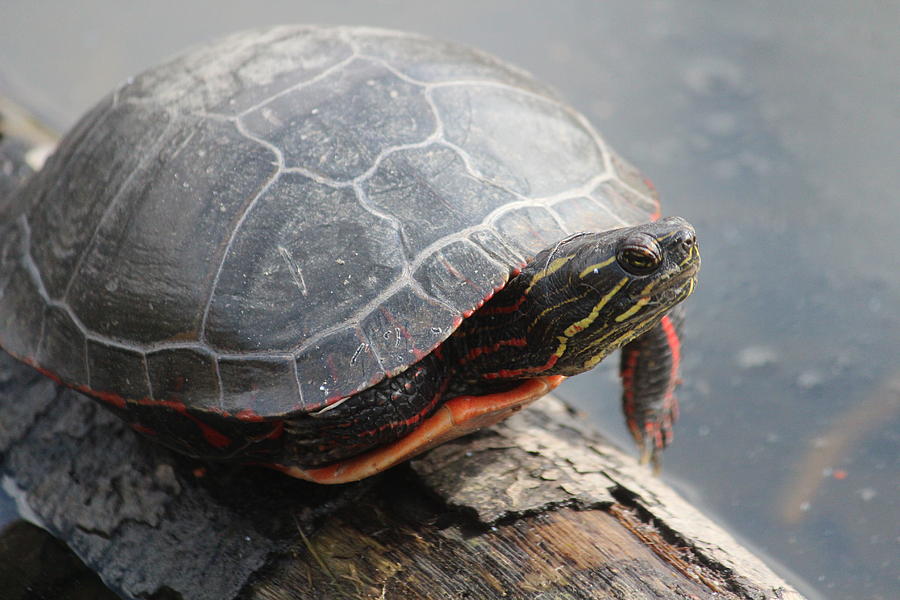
[0,105,803,600]
[0,349,803,600]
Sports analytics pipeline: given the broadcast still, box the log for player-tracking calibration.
[0,105,804,600]
[0,349,803,600]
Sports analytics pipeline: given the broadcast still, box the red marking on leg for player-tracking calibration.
[659,315,682,402]
[620,348,640,416]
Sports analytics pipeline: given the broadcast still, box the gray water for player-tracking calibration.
[1,2,897,598]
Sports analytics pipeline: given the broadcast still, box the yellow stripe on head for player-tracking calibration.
[578,256,616,279]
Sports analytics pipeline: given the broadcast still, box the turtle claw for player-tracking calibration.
[638,438,663,475]
[627,397,677,473]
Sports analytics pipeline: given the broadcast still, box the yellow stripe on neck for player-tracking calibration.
[615,296,649,322]
[526,255,574,294]
[564,277,628,337]
[541,276,628,366]
[580,307,670,370]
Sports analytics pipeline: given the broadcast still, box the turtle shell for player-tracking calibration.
[0,25,658,424]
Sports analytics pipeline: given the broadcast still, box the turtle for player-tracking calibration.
[0,26,699,484]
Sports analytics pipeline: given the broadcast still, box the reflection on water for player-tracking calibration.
[0,1,897,599]
[780,371,900,524]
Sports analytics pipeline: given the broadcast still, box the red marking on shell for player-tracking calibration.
[440,255,482,292]
[325,354,340,386]
[451,316,463,328]
[19,351,232,451]
[136,397,188,411]
[378,306,424,358]
[130,423,158,436]
[643,177,662,220]
[81,386,128,409]
[236,409,264,422]
[192,467,207,478]
[380,307,414,342]
[132,396,232,450]
[29,362,63,385]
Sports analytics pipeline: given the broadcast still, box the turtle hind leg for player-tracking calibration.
[282,353,451,468]
[619,304,685,470]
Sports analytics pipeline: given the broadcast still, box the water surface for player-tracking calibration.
[1,2,897,598]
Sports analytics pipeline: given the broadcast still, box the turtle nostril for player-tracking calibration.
[675,230,696,251]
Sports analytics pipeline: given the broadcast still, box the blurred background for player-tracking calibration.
[1,2,897,598]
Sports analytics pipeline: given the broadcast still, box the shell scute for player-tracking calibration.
[241,57,435,180]
[218,356,300,416]
[86,340,150,401]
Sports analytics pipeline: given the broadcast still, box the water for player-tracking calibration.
[1,2,897,598]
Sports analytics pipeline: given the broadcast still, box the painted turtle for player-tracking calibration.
[0,26,699,483]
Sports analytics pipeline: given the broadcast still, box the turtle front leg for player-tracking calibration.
[619,304,686,470]
[281,353,451,469]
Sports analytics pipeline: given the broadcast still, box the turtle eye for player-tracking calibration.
[617,233,663,275]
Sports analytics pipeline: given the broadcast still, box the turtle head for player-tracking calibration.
[521,216,700,376]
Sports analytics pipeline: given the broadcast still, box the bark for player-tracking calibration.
[0,351,803,600]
